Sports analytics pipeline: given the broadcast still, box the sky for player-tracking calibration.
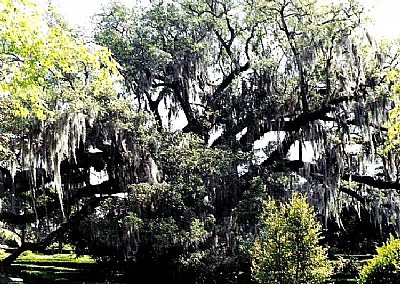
[52,0,141,28]
[367,0,400,39]
[52,0,400,40]
[51,0,129,32]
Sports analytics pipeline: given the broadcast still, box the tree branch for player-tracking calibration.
[212,61,251,99]
[0,180,120,226]
[213,94,356,149]
[342,174,400,191]
[0,197,106,269]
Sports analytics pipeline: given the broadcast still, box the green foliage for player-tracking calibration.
[332,256,362,281]
[46,242,75,252]
[0,225,21,246]
[358,237,400,284]
[386,44,400,152]
[72,131,236,280]
[251,193,333,284]
[0,249,6,259]
[159,133,246,183]
[0,0,127,251]
[1,0,398,283]
[0,0,122,147]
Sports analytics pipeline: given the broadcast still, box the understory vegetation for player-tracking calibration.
[358,238,400,284]
[252,193,333,284]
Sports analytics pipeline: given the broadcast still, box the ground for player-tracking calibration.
[0,251,371,283]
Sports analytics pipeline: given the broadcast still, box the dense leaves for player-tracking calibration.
[251,193,333,284]
[358,237,400,284]
[0,0,123,262]
[0,0,120,122]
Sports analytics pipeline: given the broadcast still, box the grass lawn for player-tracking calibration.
[0,251,370,283]
[0,251,108,283]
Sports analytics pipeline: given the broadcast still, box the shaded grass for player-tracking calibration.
[1,252,107,283]
[0,252,372,283]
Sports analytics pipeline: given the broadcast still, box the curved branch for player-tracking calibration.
[212,61,251,99]
[0,197,106,269]
[0,180,120,226]
[213,94,356,148]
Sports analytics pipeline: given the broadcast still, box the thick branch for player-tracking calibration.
[172,80,206,137]
[261,132,296,167]
[339,187,367,205]
[144,91,163,131]
[0,180,120,225]
[212,62,250,99]
[283,106,333,132]
[213,95,356,149]
[342,174,400,191]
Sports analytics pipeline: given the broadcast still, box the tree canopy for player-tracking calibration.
[0,0,123,264]
[1,0,400,283]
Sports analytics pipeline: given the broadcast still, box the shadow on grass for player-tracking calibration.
[2,253,110,283]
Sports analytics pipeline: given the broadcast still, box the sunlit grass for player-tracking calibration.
[16,251,96,264]
[1,251,104,283]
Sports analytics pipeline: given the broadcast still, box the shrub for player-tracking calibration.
[251,193,333,284]
[358,237,400,284]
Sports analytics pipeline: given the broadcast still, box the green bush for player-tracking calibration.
[251,193,333,284]
[358,237,400,284]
